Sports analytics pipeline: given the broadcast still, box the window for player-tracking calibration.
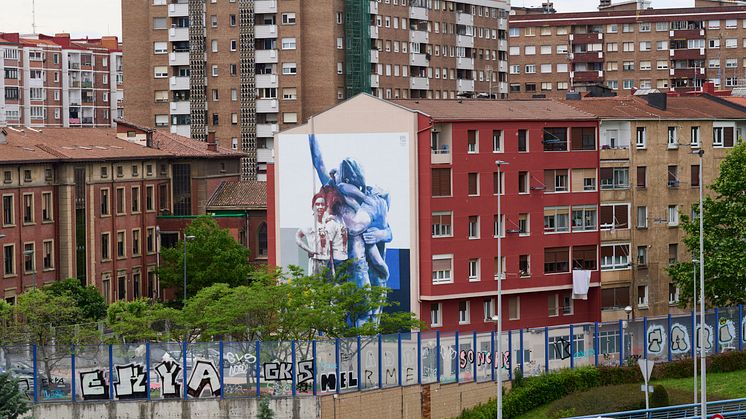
[492,130,503,152]
[543,127,567,151]
[571,127,596,150]
[544,169,569,193]
[430,303,442,327]
[562,294,574,315]
[281,38,297,50]
[600,167,629,189]
[623,42,634,52]
[600,204,629,230]
[601,244,630,270]
[468,173,479,195]
[690,164,701,187]
[668,165,679,187]
[432,255,453,284]
[602,287,630,310]
[282,63,297,75]
[637,285,649,307]
[432,211,452,237]
[634,245,648,268]
[458,301,470,324]
[573,245,597,270]
[519,254,530,277]
[101,233,110,260]
[518,129,528,152]
[43,240,53,270]
[154,66,168,78]
[639,41,651,52]
[468,259,480,281]
[484,299,495,320]
[230,14,236,26]
[100,188,110,216]
[548,294,559,317]
[153,17,167,29]
[116,188,125,214]
[639,22,651,32]
[544,247,569,274]
[131,187,140,213]
[146,186,154,211]
[572,206,597,232]
[468,216,480,238]
[283,113,297,124]
[639,61,651,70]
[509,297,520,320]
[3,245,14,276]
[23,193,33,224]
[518,213,530,235]
[518,171,529,194]
[713,126,735,148]
[667,127,678,148]
[3,195,14,226]
[117,273,126,301]
[668,205,679,226]
[432,168,451,197]
[23,243,34,273]
[42,192,52,221]
[669,284,680,305]
[544,207,570,233]
[467,130,478,153]
[636,166,647,188]
[117,231,125,258]
[132,229,141,257]
[624,205,642,231]
[282,12,296,24]
[282,88,297,100]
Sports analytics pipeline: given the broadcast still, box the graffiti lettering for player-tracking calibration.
[225,351,256,377]
[647,325,665,355]
[696,324,714,352]
[43,389,66,399]
[114,363,147,399]
[18,378,31,400]
[79,369,108,400]
[385,368,397,384]
[186,359,221,397]
[263,362,292,381]
[670,323,690,354]
[554,338,572,360]
[719,319,736,347]
[320,371,357,392]
[154,360,182,398]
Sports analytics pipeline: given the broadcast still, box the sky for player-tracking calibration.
[0,0,692,40]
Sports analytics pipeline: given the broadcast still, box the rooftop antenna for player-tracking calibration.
[32,0,37,34]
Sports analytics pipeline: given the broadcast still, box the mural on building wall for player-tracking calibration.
[277,133,412,323]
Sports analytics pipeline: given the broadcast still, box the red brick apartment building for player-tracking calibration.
[0,33,123,127]
[0,125,243,304]
[269,94,602,332]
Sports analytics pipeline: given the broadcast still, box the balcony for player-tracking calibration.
[168,27,189,42]
[498,18,508,29]
[570,32,603,43]
[410,30,428,44]
[670,67,704,79]
[171,125,191,137]
[369,0,378,15]
[431,148,451,164]
[409,6,428,20]
[167,3,188,17]
[498,39,507,51]
[410,76,429,90]
[257,148,274,163]
[670,28,704,39]
[69,80,81,88]
[256,123,279,138]
[370,74,379,88]
[256,98,279,113]
[456,56,474,70]
[573,70,604,82]
[169,51,189,66]
[169,76,190,91]
[256,49,278,63]
[255,24,277,39]
[456,34,474,48]
[256,74,278,88]
[498,61,508,73]
[573,51,604,63]
[410,52,429,67]
[81,80,93,88]
[370,25,379,39]
[457,78,475,92]
[456,11,473,26]
[255,0,277,14]
[170,101,190,114]
[670,48,704,60]
[370,49,379,63]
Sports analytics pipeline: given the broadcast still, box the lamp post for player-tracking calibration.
[155,225,161,300]
[183,234,195,303]
[694,148,706,417]
[692,258,698,407]
[495,160,508,419]
[624,305,632,358]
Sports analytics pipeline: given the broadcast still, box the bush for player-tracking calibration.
[512,367,525,388]
[650,384,669,408]
[0,372,29,419]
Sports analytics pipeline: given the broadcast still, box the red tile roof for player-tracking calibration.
[206,181,267,209]
[393,99,596,121]
[150,131,244,158]
[561,96,746,119]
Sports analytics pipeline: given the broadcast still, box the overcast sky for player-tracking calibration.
[1,0,690,40]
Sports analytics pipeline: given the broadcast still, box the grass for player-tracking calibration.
[515,369,746,419]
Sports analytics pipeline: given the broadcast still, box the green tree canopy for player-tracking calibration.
[158,216,253,303]
[0,372,28,419]
[667,142,746,306]
[45,278,107,321]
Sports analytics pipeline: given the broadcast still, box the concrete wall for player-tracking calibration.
[29,397,319,419]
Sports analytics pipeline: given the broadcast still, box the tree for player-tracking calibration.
[667,142,746,306]
[106,299,179,344]
[0,372,28,419]
[45,278,107,321]
[159,216,253,303]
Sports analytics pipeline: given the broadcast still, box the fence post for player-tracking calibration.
[291,340,296,397]
[218,340,224,399]
[108,344,114,400]
[356,336,362,391]
[32,344,38,403]
[618,319,624,367]
[715,307,720,354]
[520,328,525,376]
[490,331,495,381]
[146,341,151,401]
[417,332,422,385]
[569,324,574,369]
[255,340,261,398]
[593,322,599,367]
[643,317,648,360]
[473,331,478,383]
[455,331,459,383]
[182,341,188,400]
[691,311,696,359]
[544,326,549,373]
[71,344,76,402]
[312,340,317,396]
[436,331,441,383]
[397,333,403,386]
[739,304,744,353]
[335,338,341,394]
[667,314,673,362]
[508,330,513,380]
[377,334,383,389]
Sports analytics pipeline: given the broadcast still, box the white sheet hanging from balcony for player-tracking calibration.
[572,269,591,300]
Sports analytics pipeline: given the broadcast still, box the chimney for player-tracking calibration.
[646,92,667,110]
[0,128,7,144]
[207,131,218,152]
[145,130,153,148]
[100,36,119,51]
[599,0,611,7]
[703,81,716,94]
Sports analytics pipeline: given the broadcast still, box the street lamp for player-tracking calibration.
[495,160,508,419]
[624,305,632,357]
[693,148,706,417]
[23,249,36,289]
[155,225,161,300]
[692,258,698,406]
[183,234,195,303]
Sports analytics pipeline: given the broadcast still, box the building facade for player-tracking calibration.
[269,94,603,333]
[507,3,746,98]
[122,0,509,181]
[0,125,242,304]
[0,33,123,127]
[563,92,746,321]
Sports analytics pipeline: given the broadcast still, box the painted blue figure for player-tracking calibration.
[309,134,392,325]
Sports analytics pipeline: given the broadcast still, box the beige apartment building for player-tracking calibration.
[508,2,746,98]
[564,92,746,320]
[122,0,509,180]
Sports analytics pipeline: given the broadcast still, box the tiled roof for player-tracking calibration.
[150,131,244,158]
[561,96,746,120]
[393,99,596,121]
[722,97,746,109]
[206,181,267,209]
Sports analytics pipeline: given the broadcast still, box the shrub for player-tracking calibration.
[512,367,525,388]
[650,384,669,408]
[0,372,29,419]
[709,350,746,373]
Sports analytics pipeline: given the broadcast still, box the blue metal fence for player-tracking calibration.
[0,305,743,404]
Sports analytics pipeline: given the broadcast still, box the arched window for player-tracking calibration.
[257,222,268,257]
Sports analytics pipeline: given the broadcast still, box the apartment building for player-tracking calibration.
[507,3,746,98]
[563,92,746,321]
[269,94,603,332]
[122,0,509,181]
[0,125,242,304]
[0,33,123,127]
